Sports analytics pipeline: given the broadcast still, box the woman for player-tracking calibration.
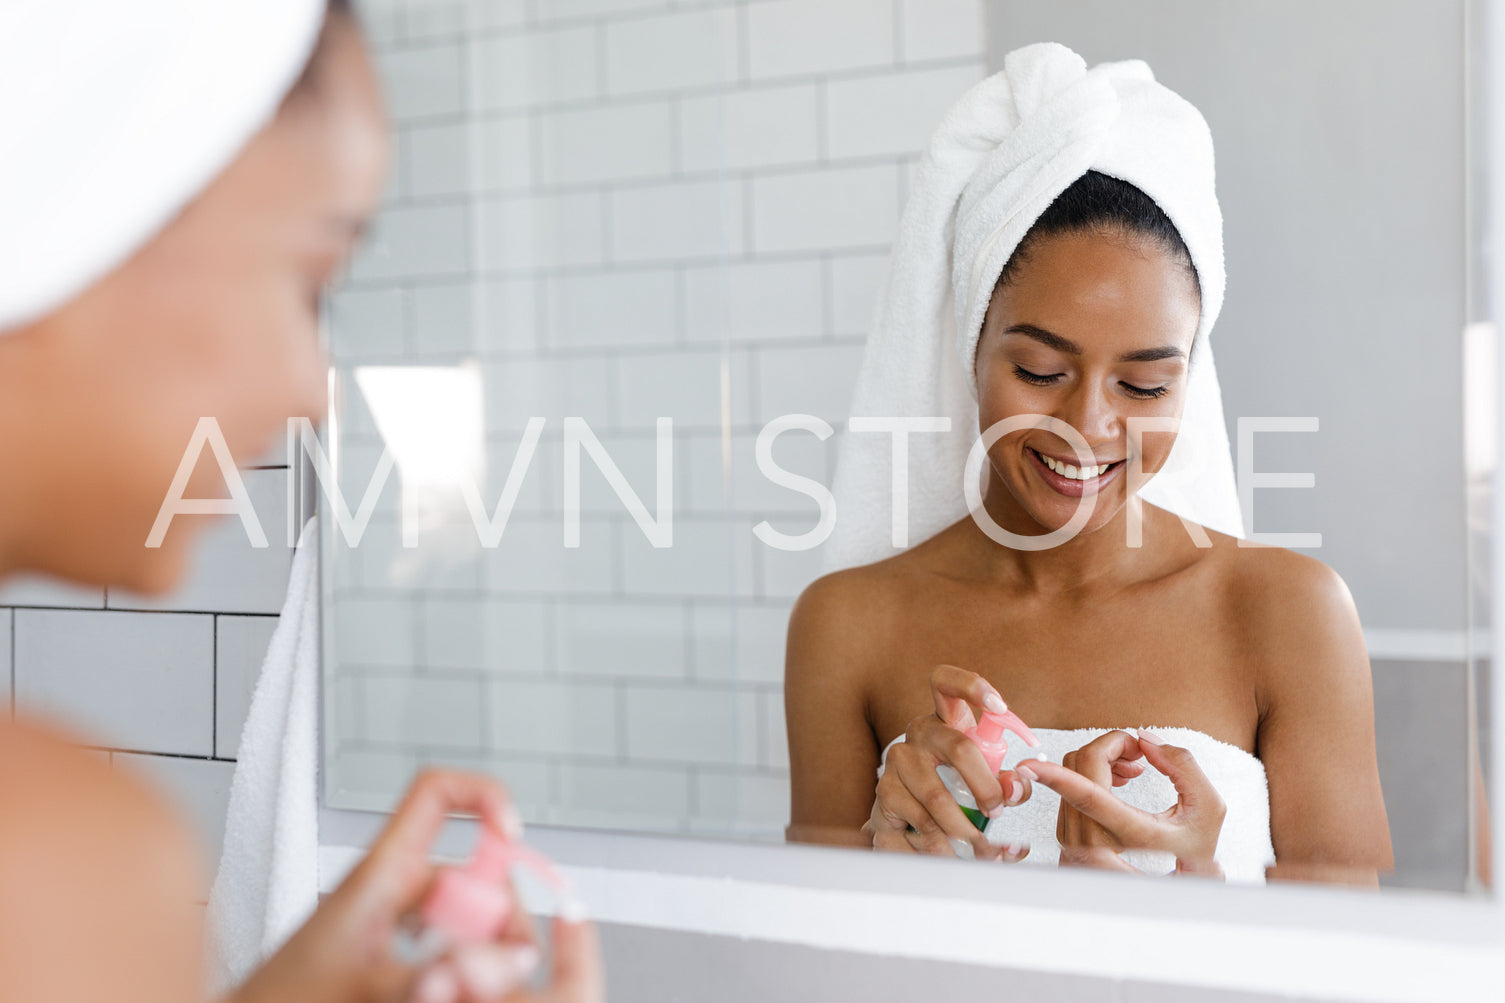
[785,45,1393,883]
[0,2,601,1001]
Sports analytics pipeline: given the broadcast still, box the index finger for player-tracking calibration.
[534,916,605,1003]
[1072,729,1144,774]
[1023,759,1160,850]
[1069,736,1123,850]
[929,664,1008,730]
[1137,731,1221,812]
[366,770,523,900]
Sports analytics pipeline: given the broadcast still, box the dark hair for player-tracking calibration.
[286,0,355,101]
[997,170,1199,300]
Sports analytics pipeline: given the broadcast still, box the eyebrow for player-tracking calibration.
[1004,323,1185,363]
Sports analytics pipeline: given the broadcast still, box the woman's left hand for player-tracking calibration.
[1025,729,1226,878]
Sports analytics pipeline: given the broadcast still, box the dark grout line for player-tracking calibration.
[94,746,239,765]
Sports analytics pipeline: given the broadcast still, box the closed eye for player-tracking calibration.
[1013,365,1063,387]
[1120,381,1170,400]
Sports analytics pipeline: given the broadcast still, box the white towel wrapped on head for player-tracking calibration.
[0,0,325,333]
[824,42,1244,574]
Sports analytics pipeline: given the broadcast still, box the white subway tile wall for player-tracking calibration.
[318,0,989,836]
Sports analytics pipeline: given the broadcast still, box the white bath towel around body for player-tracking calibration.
[879,727,1275,883]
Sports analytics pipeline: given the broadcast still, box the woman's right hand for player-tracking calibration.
[230,769,603,1003]
[863,664,1034,860]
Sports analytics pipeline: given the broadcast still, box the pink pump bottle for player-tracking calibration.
[935,704,1042,835]
[397,828,582,966]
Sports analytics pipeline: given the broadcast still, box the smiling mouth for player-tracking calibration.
[1027,447,1124,483]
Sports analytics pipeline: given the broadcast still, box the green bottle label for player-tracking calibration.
[960,803,989,832]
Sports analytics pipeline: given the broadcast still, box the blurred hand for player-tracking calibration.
[229,769,604,1003]
[863,664,1034,861]
[1026,729,1225,877]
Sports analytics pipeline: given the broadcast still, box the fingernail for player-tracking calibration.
[1016,763,1039,783]
[986,801,1006,818]
[983,691,1008,714]
[502,802,525,839]
[456,947,539,998]
[1138,729,1165,746]
[414,966,460,1003]
[1004,840,1029,857]
[557,896,590,924]
[1004,778,1025,805]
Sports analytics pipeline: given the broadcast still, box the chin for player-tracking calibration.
[60,526,198,596]
[122,535,196,596]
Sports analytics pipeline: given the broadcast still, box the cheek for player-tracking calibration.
[975,368,1035,432]
[1130,394,1186,475]
[165,273,328,464]
[81,272,324,534]
[223,284,328,456]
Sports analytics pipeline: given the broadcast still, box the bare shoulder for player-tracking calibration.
[1205,538,1368,713]
[0,719,204,1003]
[788,558,910,659]
[1217,540,1362,645]
[785,553,937,840]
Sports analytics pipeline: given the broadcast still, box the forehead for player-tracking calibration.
[989,230,1200,353]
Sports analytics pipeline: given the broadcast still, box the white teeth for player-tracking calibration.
[1037,451,1111,480]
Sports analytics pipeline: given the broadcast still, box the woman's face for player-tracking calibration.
[973,228,1201,539]
[0,13,387,592]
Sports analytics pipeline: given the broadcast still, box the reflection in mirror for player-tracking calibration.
[322,0,1485,894]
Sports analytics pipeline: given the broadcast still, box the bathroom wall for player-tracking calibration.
[320,0,1479,888]
[0,0,1476,908]
[321,0,992,839]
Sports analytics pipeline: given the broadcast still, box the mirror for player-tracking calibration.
[320,0,1488,894]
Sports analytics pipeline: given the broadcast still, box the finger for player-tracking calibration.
[376,770,522,864]
[999,839,1031,863]
[909,716,1007,818]
[539,916,605,1003]
[1021,759,1160,850]
[1072,739,1120,851]
[873,827,918,853]
[1110,759,1145,786]
[411,963,462,1003]
[332,774,522,934]
[364,771,522,910]
[1073,730,1144,774]
[1059,845,1141,873]
[929,663,1008,730]
[1058,750,1078,847]
[449,942,541,1001]
[894,744,996,857]
[496,875,538,946]
[996,769,1031,808]
[1137,731,1224,818]
[1174,855,1226,880]
[870,770,956,856]
[871,763,928,833]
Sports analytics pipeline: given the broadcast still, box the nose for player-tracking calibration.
[1053,378,1118,456]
